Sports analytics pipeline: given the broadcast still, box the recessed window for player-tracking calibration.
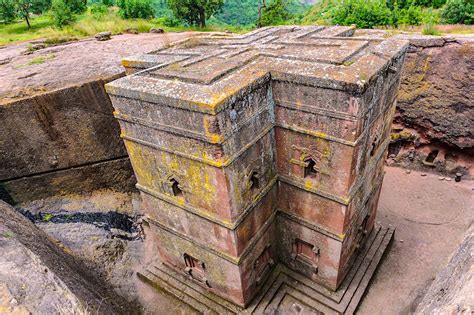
[304,158,318,178]
[250,172,260,191]
[293,238,317,263]
[426,150,439,163]
[370,136,378,157]
[170,178,183,197]
[184,253,204,272]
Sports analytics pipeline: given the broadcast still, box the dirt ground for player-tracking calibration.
[12,166,474,314]
[358,167,474,314]
[0,32,199,102]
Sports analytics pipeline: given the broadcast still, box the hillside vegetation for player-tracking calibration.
[0,0,473,46]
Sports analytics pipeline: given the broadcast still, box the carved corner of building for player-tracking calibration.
[106,25,408,314]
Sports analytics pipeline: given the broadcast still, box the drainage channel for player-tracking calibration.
[16,208,143,241]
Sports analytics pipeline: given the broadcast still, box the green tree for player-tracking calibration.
[116,0,154,18]
[65,0,85,13]
[1,0,52,26]
[331,0,392,28]
[14,0,34,27]
[30,0,50,13]
[167,0,224,28]
[397,5,423,25]
[215,0,258,26]
[441,0,473,24]
[50,0,74,26]
[89,2,107,18]
[258,0,291,27]
[0,0,17,23]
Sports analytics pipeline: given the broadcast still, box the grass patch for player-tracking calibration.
[422,24,441,35]
[0,8,251,46]
[15,53,55,68]
[41,213,54,222]
[1,231,15,238]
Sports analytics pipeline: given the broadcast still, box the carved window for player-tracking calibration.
[183,253,210,287]
[358,215,370,237]
[184,253,205,272]
[292,239,320,273]
[370,136,378,157]
[355,214,370,251]
[304,158,319,179]
[254,244,274,286]
[249,171,260,192]
[170,178,183,197]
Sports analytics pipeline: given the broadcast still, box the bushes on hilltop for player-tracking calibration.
[116,0,153,19]
[0,0,17,23]
[331,0,392,28]
[258,0,291,26]
[50,0,74,25]
[441,0,473,24]
[303,0,473,28]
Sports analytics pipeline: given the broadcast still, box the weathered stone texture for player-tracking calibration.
[388,35,474,177]
[0,32,199,204]
[415,225,474,315]
[0,200,136,314]
[1,157,136,204]
[0,78,126,181]
[106,25,408,308]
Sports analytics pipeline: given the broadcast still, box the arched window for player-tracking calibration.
[170,178,183,197]
[370,136,378,157]
[304,158,318,178]
[250,171,260,191]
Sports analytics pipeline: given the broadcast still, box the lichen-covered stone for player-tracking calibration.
[106,25,408,307]
[388,35,474,178]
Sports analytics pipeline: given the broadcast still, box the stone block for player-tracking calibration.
[106,25,408,308]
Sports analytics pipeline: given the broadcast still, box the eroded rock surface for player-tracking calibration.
[0,32,200,102]
[415,225,474,314]
[388,35,474,177]
[0,200,137,314]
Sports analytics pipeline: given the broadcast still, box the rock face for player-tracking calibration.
[0,32,198,205]
[107,25,407,311]
[415,225,474,315]
[0,200,136,314]
[388,35,474,177]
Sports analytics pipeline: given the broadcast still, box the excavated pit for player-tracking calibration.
[1,30,473,314]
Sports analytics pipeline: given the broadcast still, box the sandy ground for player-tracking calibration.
[358,167,474,314]
[12,166,474,314]
[0,32,199,102]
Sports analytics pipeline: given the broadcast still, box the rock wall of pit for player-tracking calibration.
[388,35,473,178]
[0,78,136,204]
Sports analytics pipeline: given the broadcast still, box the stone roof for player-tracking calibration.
[106,26,409,114]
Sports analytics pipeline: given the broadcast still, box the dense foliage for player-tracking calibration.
[116,0,153,18]
[441,0,473,24]
[331,0,392,28]
[0,0,17,22]
[89,2,107,18]
[258,0,291,26]
[167,0,224,27]
[302,0,472,28]
[214,0,258,25]
[66,0,86,13]
[50,0,74,25]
